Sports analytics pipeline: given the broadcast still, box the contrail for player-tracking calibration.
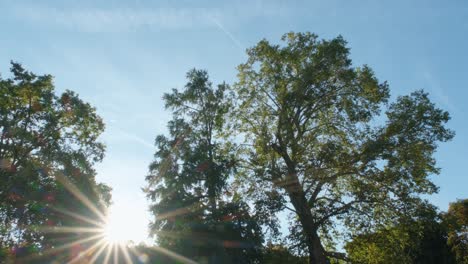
[209,16,244,51]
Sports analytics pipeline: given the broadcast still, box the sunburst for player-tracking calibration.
[15,172,199,264]
[102,209,134,245]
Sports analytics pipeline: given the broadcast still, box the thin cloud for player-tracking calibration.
[102,125,154,150]
[9,3,292,33]
[13,6,222,32]
[209,16,244,51]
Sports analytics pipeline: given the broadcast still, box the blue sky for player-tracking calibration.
[1,0,467,243]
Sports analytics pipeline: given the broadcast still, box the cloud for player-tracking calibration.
[105,125,154,150]
[209,16,244,50]
[10,3,291,33]
[14,6,221,32]
[8,2,292,53]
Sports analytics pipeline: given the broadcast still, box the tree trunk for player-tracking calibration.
[307,232,329,264]
[273,140,329,263]
[285,176,329,264]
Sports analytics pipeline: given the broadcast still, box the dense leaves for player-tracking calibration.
[145,69,264,263]
[0,31,458,263]
[0,62,110,261]
[263,243,308,264]
[232,32,454,263]
[446,199,468,263]
[345,204,455,264]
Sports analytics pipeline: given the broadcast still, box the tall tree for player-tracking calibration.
[145,69,263,263]
[0,62,110,261]
[233,32,454,263]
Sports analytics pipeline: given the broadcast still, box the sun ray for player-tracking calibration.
[153,229,219,244]
[16,233,105,262]
[39,233,104,256]
[55,172,107,222]
[11,159,154,263]
[153,229,246,251]
[128,246,146,263]
[89,241,110,264]
[50,205,105,227]
[113,243,119,264]
[103,242,113,264]
[67,238,107,264]
[153,202,201,221]
[146,245,199,264]
[35,226,103,234]
[119,243,134,264]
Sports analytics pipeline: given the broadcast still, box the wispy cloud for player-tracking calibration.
[14,6,221,32]
[109,126,154,150]
[10,3,290,33]
[209,16,244,50]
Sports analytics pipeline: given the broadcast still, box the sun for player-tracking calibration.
[103,216,131,244]
[102,206,143,244]
[31,173,190,263]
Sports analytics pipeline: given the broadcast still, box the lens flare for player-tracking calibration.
[103,213,132,244]
[15,172,199,264]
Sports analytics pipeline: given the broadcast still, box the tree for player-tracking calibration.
[345,203,455,264]
[263,242,308,264]
[232,32,454,263]
[0,62,110,261]
[446,199,468,263]
[145,69,264,263]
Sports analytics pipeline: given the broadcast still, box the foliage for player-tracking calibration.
[0,30,457,264]
[232,32,454,263]
[145,69,264,263]
[0,62,110,261]
[345,203,455,264]
[263,243,308,264]
[446,199,468,263]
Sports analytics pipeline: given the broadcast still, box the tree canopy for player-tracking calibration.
[0,62,110,262]
[231,32,454,263]
[145,69,264,263]
[0,31,460,264]
[345,203,455,264]
[143,32,457,264]
[446,199,468,263]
